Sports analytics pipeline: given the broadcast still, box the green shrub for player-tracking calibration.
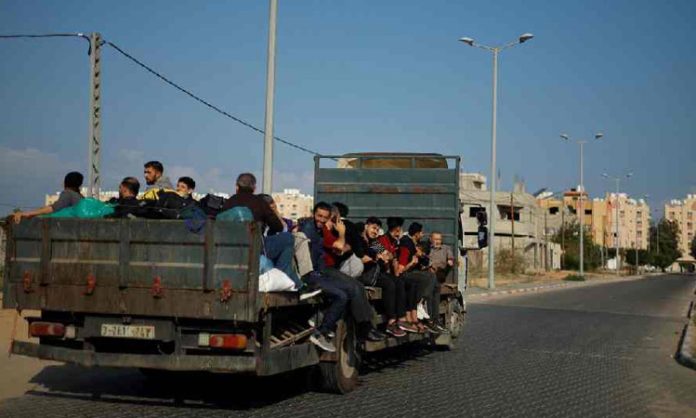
[563,274,585,282]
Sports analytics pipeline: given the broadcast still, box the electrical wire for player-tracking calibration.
[1,32,325,157]
[103,40,323,157]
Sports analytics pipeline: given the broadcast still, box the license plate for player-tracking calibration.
[100,324,155,340]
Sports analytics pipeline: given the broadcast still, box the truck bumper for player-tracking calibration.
[11,341,257,373]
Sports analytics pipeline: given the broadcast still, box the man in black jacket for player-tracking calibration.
[110,177,146,218]
[222,173,300,289]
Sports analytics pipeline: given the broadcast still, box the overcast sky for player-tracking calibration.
[1,0,694,215]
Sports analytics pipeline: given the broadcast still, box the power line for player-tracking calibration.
[103,40,322,157]
[1,32,325,157]
[0,33,86,40]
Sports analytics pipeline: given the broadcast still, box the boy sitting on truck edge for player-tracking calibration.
[13,171,84,223]
[176,176,197,202]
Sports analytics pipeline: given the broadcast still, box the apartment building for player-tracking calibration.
[272,189,313,221]
[665,194,696,259]
[607,194,649,250]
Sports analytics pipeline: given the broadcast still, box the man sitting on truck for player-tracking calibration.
[143,161,174,193]
[222,173,302,290]
[321,205,385,342]
[398,222,447,334]
[299,202,383,351]
[357,217,410,337]
[109,177,147,218]
[376,217,427,333]
[428,231,455,283]
[13,171,84,223]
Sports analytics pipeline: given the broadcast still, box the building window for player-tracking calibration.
[469,206,485,218]
[620,210,625,218]
[637,211,642,217]
[585,209,592,215]
[688,222,693,230]
[688,212,693,220]
[549,207,559,215]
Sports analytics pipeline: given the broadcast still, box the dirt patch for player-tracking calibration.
[0,307,58,402]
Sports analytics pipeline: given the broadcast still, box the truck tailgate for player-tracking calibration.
[3,218,261,322]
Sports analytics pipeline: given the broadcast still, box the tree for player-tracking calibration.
[624,249,651,267]
[648,219,681,271]
[552,221,602,271]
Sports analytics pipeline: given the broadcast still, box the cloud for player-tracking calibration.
[0,146,80,209]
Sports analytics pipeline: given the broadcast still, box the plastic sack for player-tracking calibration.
[259,255,274,274]
[217,206,254,222]
[259,268,297,292]
[46,198,115,219]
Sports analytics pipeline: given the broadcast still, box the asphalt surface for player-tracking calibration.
[1,274,694,418]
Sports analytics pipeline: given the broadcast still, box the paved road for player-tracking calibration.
[1,275,694,417]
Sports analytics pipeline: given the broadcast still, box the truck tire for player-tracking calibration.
[446,296,466,338]
[316,319,359,393]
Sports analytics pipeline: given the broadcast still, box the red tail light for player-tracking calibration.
[30,322,65,338]
[208,334,248,350]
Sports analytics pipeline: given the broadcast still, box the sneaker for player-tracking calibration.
[423,320,441,334]
[366,328,385,342]
[433,321,449,334]
[385,322,406,338]
[310,331,336,352]
[397,320,419,333]
[299,288,322,301]
[416,301,431,320]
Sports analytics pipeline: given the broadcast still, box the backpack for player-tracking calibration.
[140,190,194,219]
[198,194,226,219]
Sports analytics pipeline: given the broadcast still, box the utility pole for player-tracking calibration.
[87,32,102,197]
[510,192,515,273]
[544,209,549,271]
[262,0,278,194]
[561,207,565,270]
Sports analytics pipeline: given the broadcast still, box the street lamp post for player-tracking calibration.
[560,133,604,278]
[262,0,278,194]
[459,32,534,289]
[603,172,632,276]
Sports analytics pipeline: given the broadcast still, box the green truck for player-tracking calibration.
[3,153,466,393]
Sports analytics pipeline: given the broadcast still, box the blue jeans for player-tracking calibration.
[305,272,349,334]
[264,233,302,289]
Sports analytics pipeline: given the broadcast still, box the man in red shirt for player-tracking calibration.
[376,217,429,333]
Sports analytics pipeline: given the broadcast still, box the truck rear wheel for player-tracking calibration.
[446,296,466,338]
[316,319,359,393]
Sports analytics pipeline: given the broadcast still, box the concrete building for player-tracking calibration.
[272,189,313,221]
[603,193,650,250]
[460,173,561,272]
[557,191,650,251]
[665,194,696,259]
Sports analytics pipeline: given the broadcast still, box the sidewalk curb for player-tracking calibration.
[466,275,649,300]
[677,319,696,370]
[676,283,696,370]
